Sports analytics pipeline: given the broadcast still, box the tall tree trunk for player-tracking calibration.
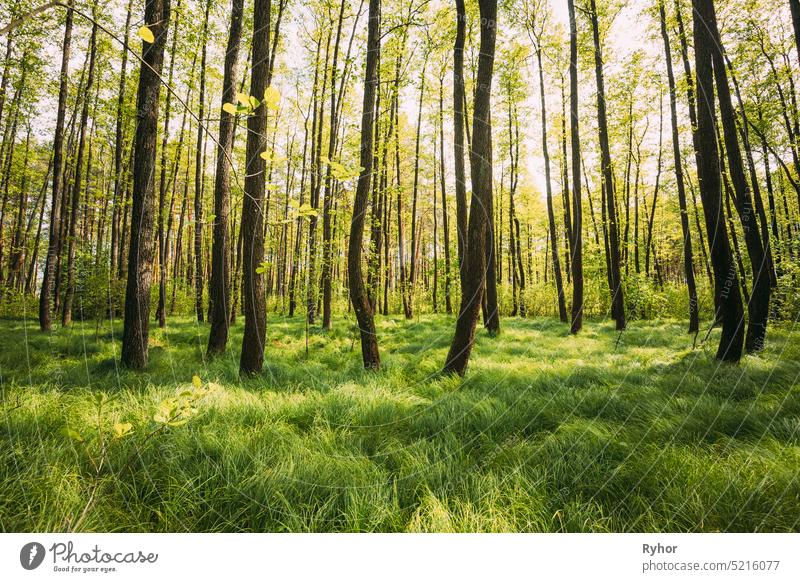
[691,0,744,362]
[659,0,698,333]
[589,0,624,330]
[63,21,98,326]
[704,16,772,352]
[155,0,181,328]
[444,0,497,376]
[408,54,427,315]
[535,47,567,323]
[440,76,452,315]
[207,0,244,356]
[348,0,381,369]
[453,0,468,276]
[568,0,583,334]
[39,0,74,332]
[121,0,171,368]
[239,0,271,375]
[194,0,211,323]
[110,0,134,280]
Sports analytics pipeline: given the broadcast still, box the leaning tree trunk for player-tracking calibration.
[568,0,584,334]
[239,0,271,375]
[348,0,381,369]
[207,0,244,356]
[691,0,744,362]
[790,0,800,67]
[444,0,497,376]
[703,0,771,353]
[39,0,74,332]
[121,0,171,368]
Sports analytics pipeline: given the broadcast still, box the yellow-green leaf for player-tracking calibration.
[263,86,280,109]
[236,92,250,107]
[137,25,155,44]
[192,375,202,388]
[222,102,237,115]
[113,422,133,438]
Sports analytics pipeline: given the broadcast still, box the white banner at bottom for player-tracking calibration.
[1,533,797,581]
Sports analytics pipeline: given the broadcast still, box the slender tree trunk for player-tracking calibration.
[440,76,452,315]
[589,0,624,330]
[121,0,171,368]
[444,0,497,376]
[453,0,468,276]
[659,0,698,332]
[193,0,211,323]
[568,0,583,334]
[207,0,244,356]
[39,0,74,332]
[409,54,427,314]
[348,0,381,369]
[534,48,567,323]
[63,22,98,326]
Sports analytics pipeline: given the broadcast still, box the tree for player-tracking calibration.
[239,0,271,375]
[567,0,583,334]
[525,0,567,323]
[39,0,74,332]
[121,0,172,368]
[443,0,497,376]
[588,0,624,330]
[659,0,698,333]
[348,0,381,369]
[691,0,744,362]
[207,0,245,356]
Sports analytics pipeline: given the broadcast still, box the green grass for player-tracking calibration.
[0,313,798,532]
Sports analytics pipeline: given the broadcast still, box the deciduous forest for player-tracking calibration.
[0,0,798,532]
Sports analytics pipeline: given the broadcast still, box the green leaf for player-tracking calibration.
[137,26,155,44]
[192,375,202,389]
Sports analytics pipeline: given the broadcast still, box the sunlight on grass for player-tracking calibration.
[0,315,798,532]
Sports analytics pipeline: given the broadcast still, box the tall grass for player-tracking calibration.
[0,313,798,532]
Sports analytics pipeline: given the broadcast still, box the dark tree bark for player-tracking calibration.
[443,0,497,376]
[207,0,244,356]
[348,0,381,369]
[691,0,744,362]
[659,0,698,333]
[568,0,583,334]
[239,0,271,375]
[700,0,771,352]
[121,0,171,368]
[453,0,468,276]
[39,0,74,332]
[589,0,624,330]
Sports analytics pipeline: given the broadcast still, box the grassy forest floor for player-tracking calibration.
[0,314,798,532]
